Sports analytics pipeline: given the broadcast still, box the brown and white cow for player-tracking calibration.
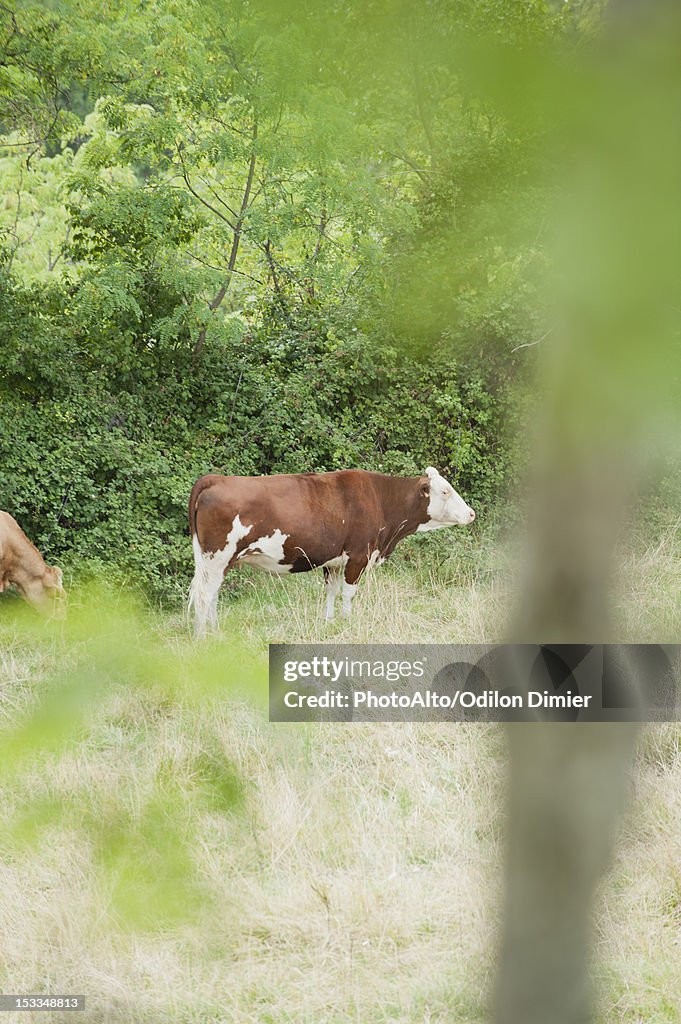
[188,467,475,635]
[0,510,65,615]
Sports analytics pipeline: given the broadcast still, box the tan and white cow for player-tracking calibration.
[0,510,65,614]
[188,467,475,636]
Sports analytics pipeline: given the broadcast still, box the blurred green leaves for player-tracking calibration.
[2,0,679,604]
[0,588,264,930]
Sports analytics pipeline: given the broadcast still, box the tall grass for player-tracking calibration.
[0,521,679,1022]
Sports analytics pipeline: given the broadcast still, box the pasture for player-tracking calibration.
[2,1,681,1019]
[1,519,680,1023]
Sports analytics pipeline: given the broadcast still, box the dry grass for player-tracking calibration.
[0,524,679,1023]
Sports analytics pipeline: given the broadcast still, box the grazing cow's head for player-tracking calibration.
[417,467,475,530]
[24,565,66,617]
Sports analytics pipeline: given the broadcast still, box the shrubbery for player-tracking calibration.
[1,0,553,603]
[0,270,519,602]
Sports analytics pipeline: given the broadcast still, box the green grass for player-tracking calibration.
[0,521,680,1022]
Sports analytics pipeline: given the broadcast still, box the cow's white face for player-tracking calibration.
[417,467,475,530]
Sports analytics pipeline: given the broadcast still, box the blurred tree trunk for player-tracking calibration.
[492,1,680,1020]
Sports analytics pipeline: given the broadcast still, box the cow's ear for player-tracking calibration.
[419,481,430,499]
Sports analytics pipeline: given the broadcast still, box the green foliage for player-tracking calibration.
[0,287,514,599]
[0,0,583,602]
[0,592,264,930]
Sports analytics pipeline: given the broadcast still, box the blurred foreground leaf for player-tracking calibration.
[0,585,265,930]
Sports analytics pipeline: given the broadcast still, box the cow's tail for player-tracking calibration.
[187,476,215,637]
[188,475,215,539]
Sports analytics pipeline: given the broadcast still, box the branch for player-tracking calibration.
[263,238,283,299]
[24,107,60,168]
[511,328,553,354]
[307,204,328,299]
[185,249,264,286]
[176,145,237,230]
[193,122,258,359]
[195,173,240,220]
[46,224,70,273]
[311,208,327,265]
[253,237,307,289]
[341,264,363,299]
[383,149,432,184]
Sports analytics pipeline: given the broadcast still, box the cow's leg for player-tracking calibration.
[189,568,223,639]
[342,559,366,617]
[207,581,221,631]
[189,535,228,638]
[323,566,342,621]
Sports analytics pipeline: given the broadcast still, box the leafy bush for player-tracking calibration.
[0,272,518,603]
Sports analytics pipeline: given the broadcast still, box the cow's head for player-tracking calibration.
[417,467,475,530]
[23,565,66,617]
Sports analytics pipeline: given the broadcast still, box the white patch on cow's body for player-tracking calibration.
[321,553,348,571]
[189,514,252,637]
[237,529,291,574]
[417,466,475,530]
